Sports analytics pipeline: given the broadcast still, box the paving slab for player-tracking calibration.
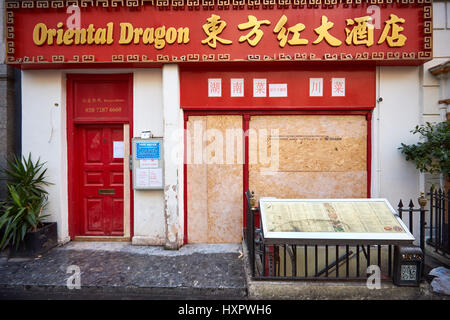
[0,242,247,300]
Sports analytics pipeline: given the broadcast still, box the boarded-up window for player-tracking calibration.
[249,115,367,201]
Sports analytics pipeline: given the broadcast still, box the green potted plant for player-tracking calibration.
[0,154,57,257]
[398,120,450,182]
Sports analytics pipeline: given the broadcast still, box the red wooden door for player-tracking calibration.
[75,124,124,236]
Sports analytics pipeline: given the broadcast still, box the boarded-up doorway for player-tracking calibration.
[186,115,243,243]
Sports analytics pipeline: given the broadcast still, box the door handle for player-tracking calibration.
[98,188,115,195]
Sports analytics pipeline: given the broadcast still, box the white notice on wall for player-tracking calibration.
[309,78,323,97]
[140,159,159,168]
[135,168,151,188]
[208,78,222,97]
[253,79,267,97]
[113,141,124,159]
[149,168,163,187]
[231,78,244,97]
[269,84,288,97]
[332,78,345,96]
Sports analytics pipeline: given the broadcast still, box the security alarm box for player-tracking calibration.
[131,137,164,190]
[393,246,423,287]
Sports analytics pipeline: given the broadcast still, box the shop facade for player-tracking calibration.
[3,0,445,249]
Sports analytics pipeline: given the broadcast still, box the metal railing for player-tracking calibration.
[426,187,449,255]
[244,190,439,281]
[251,243,396,281]
[244,190,407,281]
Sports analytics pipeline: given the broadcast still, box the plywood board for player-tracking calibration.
[187,115,243,243]
[249,115,367,200]
[187,117,208,243]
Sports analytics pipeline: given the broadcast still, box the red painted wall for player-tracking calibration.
[180,66,376,109]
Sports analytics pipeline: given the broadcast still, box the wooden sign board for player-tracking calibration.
[259,198,415,245]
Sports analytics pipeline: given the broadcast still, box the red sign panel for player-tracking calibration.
[69,74,132,123]
[5,0,432,67]
[180,66,376,109]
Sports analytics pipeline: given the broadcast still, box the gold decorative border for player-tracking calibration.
[4,0,433,64]
[3,0,434,9]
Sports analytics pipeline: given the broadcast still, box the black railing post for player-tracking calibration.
[245,189,256,277]
[435,188,442,251]
[249,207,255,277]
[442,190,447,252]
[418,191,428,277]
[398,199,403,220]
[409,199,414,234]
[447,191,450,254]
[420,206,426,254]
[429,186,434,244]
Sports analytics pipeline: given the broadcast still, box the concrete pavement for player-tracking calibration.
[0,242,247,300]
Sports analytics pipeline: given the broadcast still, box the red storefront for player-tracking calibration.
[4,0,432,246]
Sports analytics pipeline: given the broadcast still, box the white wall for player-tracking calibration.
[422,0,450,125]
[21,70,69,244]
[132,69,165,245]
[162,64,184,249]
[421,1,450,191]
[374,66,422,238]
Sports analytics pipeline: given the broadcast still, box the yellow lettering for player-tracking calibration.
[63,29,74,45]
[94,28,107,44]
[378,14,407,47]
[143,28,154,44]
[166,27,177,44]
[313,16,342,47]
[119,23,133,44]
[47,28,57,45]
[33,23,47,46]
[238,15,270,47]
[74,28,87,45]
[201,14,232,49]
[155,26,166,50]
[87,24,95,44]
[56,22,64,45]
[134,28,144,44]
[345,16,374,47]
[107,22,114,45]
[177,27,190,44]
[32,22,190,48]
[273,15,308,48]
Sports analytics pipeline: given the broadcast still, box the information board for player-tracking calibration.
[132,137,164,190]
[259,198,415,245]
[135,141,161,160]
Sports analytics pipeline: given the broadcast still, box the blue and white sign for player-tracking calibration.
[136,141,160,160]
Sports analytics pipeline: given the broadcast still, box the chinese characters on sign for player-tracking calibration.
[208,78,222,97]
[309,78,347,97]
[231,78,244,97]
[209,78,346,98]
[332,78,346,97]
[310,78,323,97]
[201,14,407,49]
[253,79,267,97]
